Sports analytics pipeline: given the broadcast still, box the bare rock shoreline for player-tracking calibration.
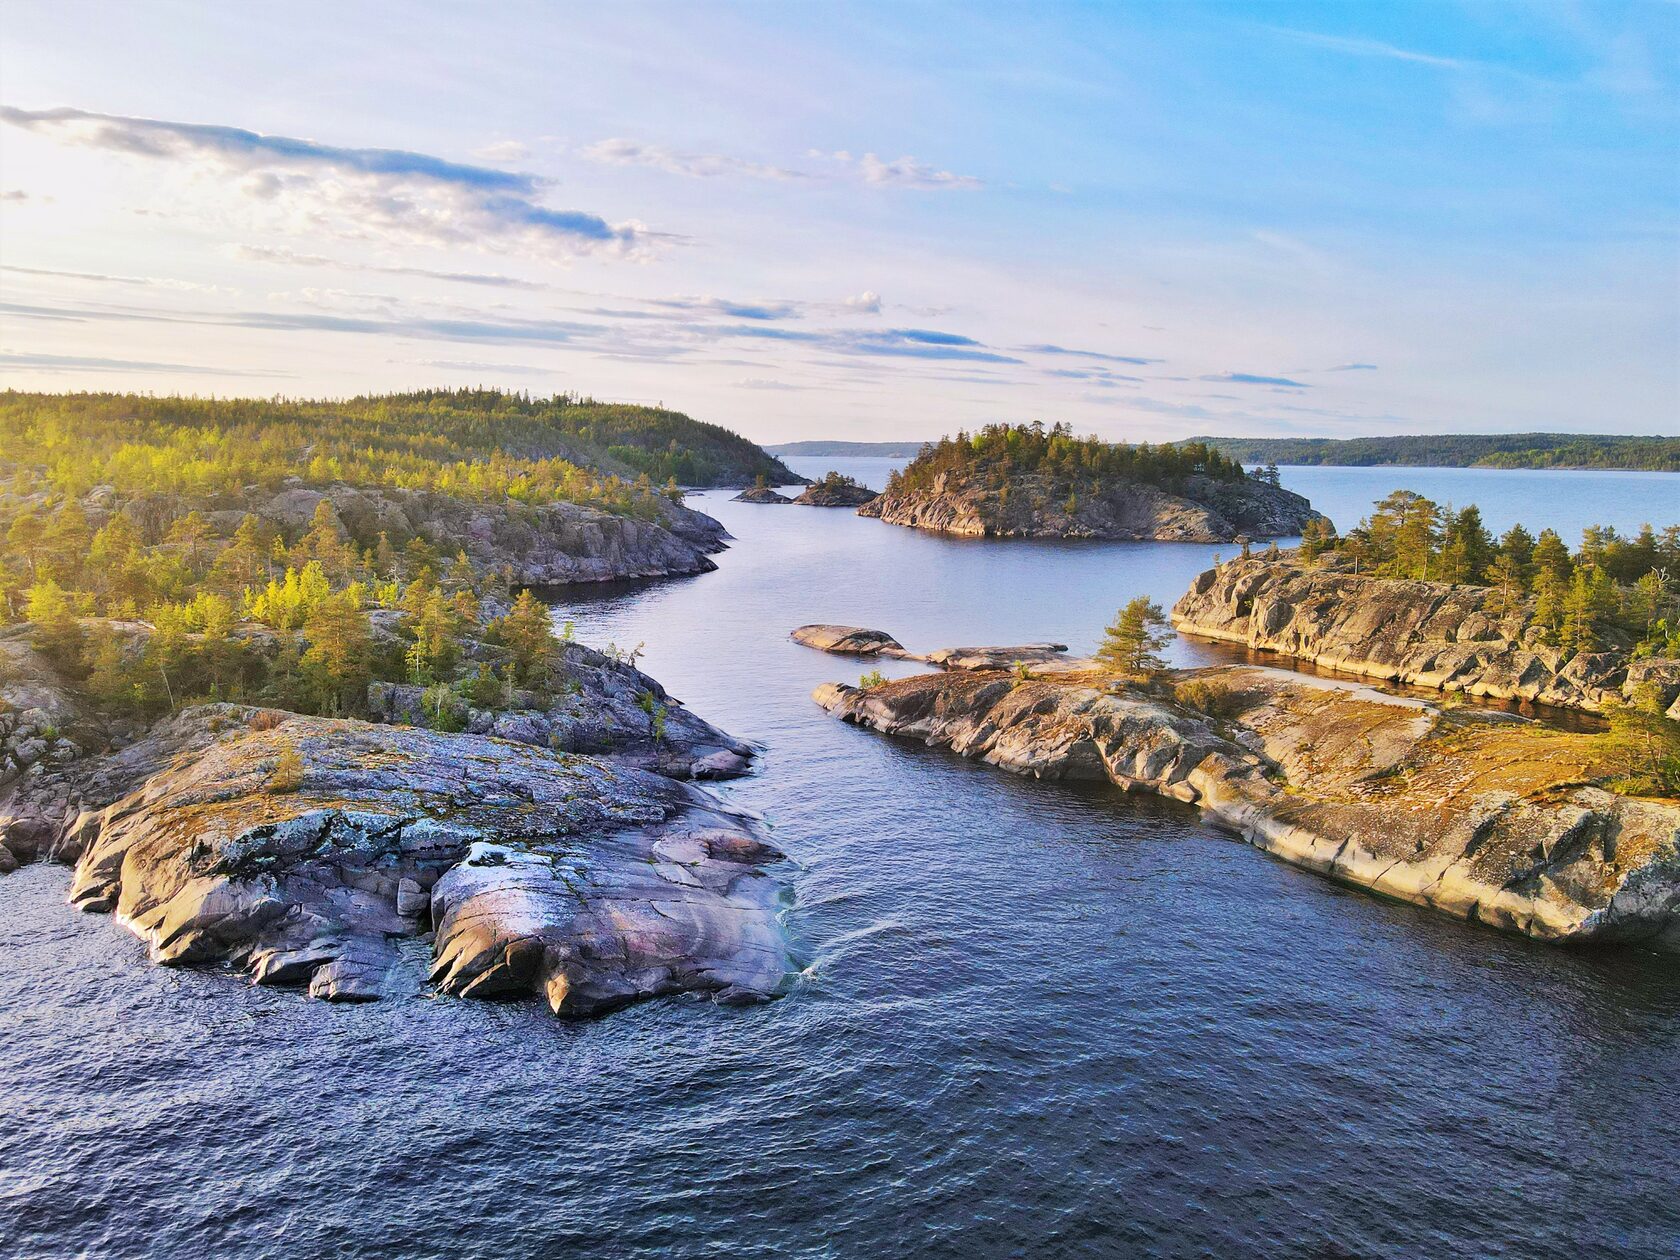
[799,625,1680,950]
[1172,556,1680,717]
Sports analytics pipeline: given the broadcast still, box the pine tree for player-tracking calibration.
[1096,596,1172,679]
[489,589,558,687]
[301,590,371,715]
[27,578,86,672]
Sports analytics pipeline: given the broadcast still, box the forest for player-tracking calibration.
[1297,490,1680,659]
[887,423,1248,496]
[1190,432,1680,471]
[0,388,795,500]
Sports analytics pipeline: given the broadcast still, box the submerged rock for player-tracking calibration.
[1171,556,1680,715]
[62,708,791,1016]
[816,664,1680,950]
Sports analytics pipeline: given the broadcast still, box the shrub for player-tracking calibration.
[1174,678,1241,720]
[859,669,887,689]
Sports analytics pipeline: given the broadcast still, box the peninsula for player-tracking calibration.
[0,390,795,1015]
[802,626,1680,950]
[859,423,1322,541]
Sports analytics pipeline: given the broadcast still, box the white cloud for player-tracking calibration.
[843,290,883,314]
[580,138,806,181]
[474,139,530,163]
[0,106,654,262]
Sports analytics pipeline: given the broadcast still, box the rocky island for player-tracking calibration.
[793,471,880,508]
[800,624,1680,949]
[733,485,794,504]
[858,423,1322,541]
[0,390,796,1016]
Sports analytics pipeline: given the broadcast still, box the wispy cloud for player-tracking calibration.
[231,244,551,289]
[1325,362,1378,372]
[0,350,289,376]
[582,138,806,181]
[473,140,530,163]
[1271,29,1470,72]
[1020,343,1161,366]
[813,149,983,190]
[0,105,655,261]
[1,263,229,292]
[1201,371,1311,387]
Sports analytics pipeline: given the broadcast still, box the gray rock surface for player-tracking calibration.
[815,663,1680,949]
[792,481,879,507]
[789,625,909,657]
[732,487,793,504]
[93,482,731,586]
[1171,556,1680,714]
[56,708,791,1015]
[858,470,1322,541]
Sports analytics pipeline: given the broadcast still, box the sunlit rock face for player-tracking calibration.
[18,706,790,1015]
[859,470,1322,542]
[1171,556,1680,717]
[816,663,1680,951]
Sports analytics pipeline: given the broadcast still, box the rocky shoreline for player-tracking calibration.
[1172,556,1680,717]
[1,624,790,1017]
[858,469,1322,542]
[800,625,1680,950]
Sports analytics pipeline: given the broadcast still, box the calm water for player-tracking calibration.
[3,467,1678,1260]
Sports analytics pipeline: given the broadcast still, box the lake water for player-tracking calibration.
[3,466,1677,1259]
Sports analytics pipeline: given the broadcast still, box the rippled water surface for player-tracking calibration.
[3,466,1677,1259]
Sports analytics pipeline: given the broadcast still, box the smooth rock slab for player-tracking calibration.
[64,707,792,1017]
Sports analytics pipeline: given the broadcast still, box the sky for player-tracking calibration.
[0,0,1676,445]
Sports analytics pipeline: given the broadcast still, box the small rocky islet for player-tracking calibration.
[797,601,1680,950]
[857,424,1322,542]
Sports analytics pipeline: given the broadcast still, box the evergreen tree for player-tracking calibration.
[490,589,558,687]
[1096,596,1172,678]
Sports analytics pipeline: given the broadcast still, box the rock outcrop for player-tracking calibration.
[793,481,879,508]
[56,708,788,1013]
[858,470,1322,542]
[1172,557,1680,717]
[732,487,793,505]
[790,625,909,657]
[790,623,1082,673]
[365,640,753,780]
[815,662,1680,949]
[87,481,731,586]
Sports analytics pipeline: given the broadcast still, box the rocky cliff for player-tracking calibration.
[813,656,1680,950]
[857,470,1321,541]
[1171,557,1680,716]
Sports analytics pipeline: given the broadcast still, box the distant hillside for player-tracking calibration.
[766,440,932,458]
[0,388,800,496]
[1187,433,1680,472]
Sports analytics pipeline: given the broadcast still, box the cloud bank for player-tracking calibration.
[0,105,652,261]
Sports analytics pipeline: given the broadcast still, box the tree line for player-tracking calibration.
[1297,490,1680,658]
[888,422,1249,498]
[1186,433,1680,472]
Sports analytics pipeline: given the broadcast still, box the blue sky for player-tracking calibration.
[0,0,1675,442]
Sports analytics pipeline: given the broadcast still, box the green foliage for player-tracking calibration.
[1602,684,1680,797]
[488,589,559,688]
[1174,678,1241,719]
[889,422,1246,501]
[269,742,306,793]
[1187,433,1680,472]
[1097,596,1172,679]
[859,669,888,689]
[1310,489,1679,659]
